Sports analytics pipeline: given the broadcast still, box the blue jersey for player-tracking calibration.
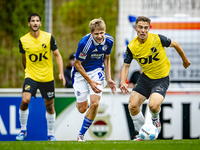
[72,33,114,74]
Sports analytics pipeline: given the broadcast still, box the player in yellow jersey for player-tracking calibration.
[16,13,66,141]
[120,16,191,141]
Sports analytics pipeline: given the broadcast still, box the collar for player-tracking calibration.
[91,34,106,46]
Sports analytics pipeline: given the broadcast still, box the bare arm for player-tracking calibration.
[170,40,191,69]
[74,58,102,93]
[22,54,26,69]
[104,54,116,94]
[53,49,66,86]
[120,63,130,95]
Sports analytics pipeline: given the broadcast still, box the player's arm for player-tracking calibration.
[159,34,191,69]
[120,63,130,95]
[53,49,66,86]
[19,40,26,69]
[74,58,102,93]
[120,47,133,95]
[169,40,191,69]
[104,54,116,95]
[22,54,26,69]
[50,35,65,86]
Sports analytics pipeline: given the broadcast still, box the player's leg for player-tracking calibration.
[129,73,151,141]
[76,100,88,113]
[85,94,100,120]
[149,75,169,135]
[44,98,56,141]
[149,93,164,134]
[16,78,37,141]
[78,94,100,141]
[40,80,56,141]
[129,91,146,141]
[77,70,104,141]
[73,78,89,141]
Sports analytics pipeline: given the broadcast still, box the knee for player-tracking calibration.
[149,102,160,113]
[45,102,55,113]
[128,103,139,113]
[77,102,88,113]
[21,98,30,110]
[90,101,99,110]
[78,106,88,114]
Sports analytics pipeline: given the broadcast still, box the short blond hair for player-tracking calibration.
[89,18,106,33]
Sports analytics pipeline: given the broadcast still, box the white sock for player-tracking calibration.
[19,109,29,131]
[150,108,161,120]
[46,112,56,136]
[131,111,145,132]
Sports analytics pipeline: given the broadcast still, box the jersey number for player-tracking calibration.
[29,51,48,62]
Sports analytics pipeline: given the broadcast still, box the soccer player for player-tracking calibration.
[16,13,66,141]
[72,18,116,141]
[120,16,191,141]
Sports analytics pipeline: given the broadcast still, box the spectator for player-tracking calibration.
[128,68,142,88]
[64,53,75,88]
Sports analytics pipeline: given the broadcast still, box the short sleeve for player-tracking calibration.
[158,34,171,47]
[124,47,133,64]
[50,35,58,51]
[19,40,25,54]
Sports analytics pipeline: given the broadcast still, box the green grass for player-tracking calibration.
[0,140,200,150]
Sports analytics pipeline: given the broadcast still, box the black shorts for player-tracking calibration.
[22,78,55,99]
[133,73,169,99]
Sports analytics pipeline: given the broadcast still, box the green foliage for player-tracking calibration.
[60,0,118,37]
[0,0,45,43]
[0,0,45,88]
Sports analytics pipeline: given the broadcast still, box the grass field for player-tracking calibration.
[0,140,200,150]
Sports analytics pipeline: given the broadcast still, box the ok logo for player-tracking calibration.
[139,53,159,65]
[29,51,48,62]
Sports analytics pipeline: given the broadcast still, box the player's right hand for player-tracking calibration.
[90,80,102,93]
[120,82,129,95]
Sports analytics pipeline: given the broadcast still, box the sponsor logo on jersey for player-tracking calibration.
[151,47,157,53]
[29,51,48,62]
[42,44,47,48]
[47,92,54,98]
[92,49,98,52]
[79,53,87,59]
[139,53,159,65]
[25,85,30,91]
[91,53,104,59]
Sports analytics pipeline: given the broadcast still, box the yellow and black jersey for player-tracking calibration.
[124,33,171,79]
[19,30,57,82]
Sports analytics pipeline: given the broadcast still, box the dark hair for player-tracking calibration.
[69,53,75,60]
[136,16,151,25]
[28,13,41,22]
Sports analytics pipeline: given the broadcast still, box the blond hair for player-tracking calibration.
[89,18,106,33]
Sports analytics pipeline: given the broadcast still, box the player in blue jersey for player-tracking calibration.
[72,18,116,141]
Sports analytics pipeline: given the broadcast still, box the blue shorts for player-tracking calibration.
[22,78,55,99]
[133,73,169,99]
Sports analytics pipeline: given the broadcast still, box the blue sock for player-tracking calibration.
[79,116,94,135]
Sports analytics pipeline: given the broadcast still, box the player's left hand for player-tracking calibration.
[183,59,191,69]
[107,79,116,95]
[59,73,66,86]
